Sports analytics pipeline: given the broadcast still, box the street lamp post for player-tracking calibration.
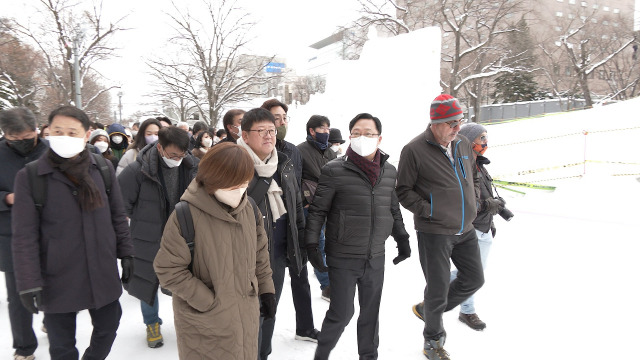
[117,91,123,123]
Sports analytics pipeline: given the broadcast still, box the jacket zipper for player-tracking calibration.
[452,140,465,235]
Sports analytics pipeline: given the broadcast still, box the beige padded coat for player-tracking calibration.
[154,180,274,360]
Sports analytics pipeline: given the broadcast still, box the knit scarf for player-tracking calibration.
[307,134,328,151]
[46,149,104,211]
[237,137,287,220]
[346,146,381,186]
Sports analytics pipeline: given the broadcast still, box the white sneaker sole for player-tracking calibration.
[294,335,318,343]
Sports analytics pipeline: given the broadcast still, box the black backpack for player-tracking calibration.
[26,152,112,213]
[175,196,262,272]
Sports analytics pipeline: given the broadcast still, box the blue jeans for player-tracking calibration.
[304,208,329,289]
[140,293,162,326]
[450,229,492,314]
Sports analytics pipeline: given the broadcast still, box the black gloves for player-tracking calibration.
[121,256,134,284]
[20,289,42,314]
[260,293,277,319]
[393,238,411,265]
[483,198,503,215]
[307,245,328,273]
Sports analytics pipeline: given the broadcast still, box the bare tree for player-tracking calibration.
[4,0,125,111]
[0,24,44,111]
[147,58,201,123]
[537,5,635,107]
[152,0,277,127]
[355,0,528,119]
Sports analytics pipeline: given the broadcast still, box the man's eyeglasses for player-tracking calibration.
[445,119,466,128]
[350,133,380,138]
[273,115,288,123]
[161,148,187,161]
[248,129,278,138]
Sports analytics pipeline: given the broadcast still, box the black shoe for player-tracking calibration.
[295,328,320,343]
[412,301,425,321]
[321,286,330,302]
[458,313,486,331]
[423,336,449,360]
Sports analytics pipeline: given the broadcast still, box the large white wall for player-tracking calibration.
[286,26,442,161]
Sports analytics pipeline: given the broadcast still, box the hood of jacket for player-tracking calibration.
[181,179,249,223]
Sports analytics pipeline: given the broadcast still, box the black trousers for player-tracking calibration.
[417,230,484,341]
[4,271,38,356]
[258,253,314,360]
[44,299,122,360]
[314,256,385,360]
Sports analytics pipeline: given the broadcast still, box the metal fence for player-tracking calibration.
[468,98,588,123]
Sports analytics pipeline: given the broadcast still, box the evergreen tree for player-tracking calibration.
[493,18,539,103]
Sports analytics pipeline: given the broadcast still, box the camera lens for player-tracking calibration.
[499,207,514,221]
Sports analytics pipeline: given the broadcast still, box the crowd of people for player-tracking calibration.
[0,94,510,360]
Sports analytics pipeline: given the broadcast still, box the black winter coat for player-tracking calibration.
[117,142,198,305]
[472,155,495,233]
[297,139,337,206]
[0,138,48,272]
[12,151,134,313]
[276,139,302,187]
[248,151,306,276]
[305,152,410,259]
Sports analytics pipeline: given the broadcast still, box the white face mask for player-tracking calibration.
[94,141,109,153]
[350,136,379,157]
[330,144,341,153]
[214,187,247,208]
[48,135,87,158]
[162,156,182,168]
[131,130,138,137]
[111,135,123,144]
[202,138,213,147]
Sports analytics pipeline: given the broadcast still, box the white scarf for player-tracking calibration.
[237,137,287,220]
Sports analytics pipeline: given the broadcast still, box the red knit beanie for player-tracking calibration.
[430,94,463,123]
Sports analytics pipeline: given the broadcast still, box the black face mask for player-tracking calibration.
[7,137,37,156]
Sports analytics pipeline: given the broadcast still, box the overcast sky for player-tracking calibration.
[4,0,362,117]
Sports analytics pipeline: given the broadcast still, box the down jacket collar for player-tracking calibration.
[136,141,196,179]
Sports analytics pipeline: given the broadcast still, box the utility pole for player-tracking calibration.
[73,34,82,109]
[117,91,123,123]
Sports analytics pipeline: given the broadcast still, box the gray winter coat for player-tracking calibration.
[396,126,480,235]
[11,151,134,313]
[117,142,198,305]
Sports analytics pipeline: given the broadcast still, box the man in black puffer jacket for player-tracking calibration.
[117,126,198,348]
[305,113,411,360]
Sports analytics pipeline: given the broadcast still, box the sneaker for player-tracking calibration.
[458,313,486,331]
[423,336,450,360]
[146,322,164,348]
[295,328,320,343]
[14,355,35,360]
[321,286,330,302]
[412,301,425,321]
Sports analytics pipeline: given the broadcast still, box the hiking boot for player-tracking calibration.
[146,322,164,348]
[458,313,486,331]
[321,286,330,302]
[412,301,425,321]
[14,355,35,360]
[295,328,320,343]
[423,336,450,360]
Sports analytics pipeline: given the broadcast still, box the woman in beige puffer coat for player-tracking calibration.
[154,143,275,360]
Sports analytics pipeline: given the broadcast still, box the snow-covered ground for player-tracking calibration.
[1,98,639,359]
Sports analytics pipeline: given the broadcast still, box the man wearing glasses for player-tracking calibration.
[236,108,307,360]
[396,94,484,360]
[117,126,199,349]
[261,100,320,344]
[305,113,411,360]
